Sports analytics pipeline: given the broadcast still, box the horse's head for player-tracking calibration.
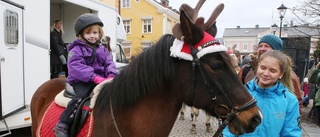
[171,1,262,135]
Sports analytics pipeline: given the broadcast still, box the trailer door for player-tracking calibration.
[0,1,24,118]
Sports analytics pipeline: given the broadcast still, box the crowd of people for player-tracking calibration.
[223,34,302,137]
[225,34,320,135]
[48,13,320,137]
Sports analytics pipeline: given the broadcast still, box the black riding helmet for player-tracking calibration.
[74,13,104,36]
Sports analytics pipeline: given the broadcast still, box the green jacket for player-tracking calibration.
[308,67,320,106]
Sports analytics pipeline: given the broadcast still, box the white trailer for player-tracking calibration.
[0,0,126,134]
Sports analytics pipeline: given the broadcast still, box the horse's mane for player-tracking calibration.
[96,34,177,111]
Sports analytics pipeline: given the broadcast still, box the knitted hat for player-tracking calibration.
[259,34,283,50]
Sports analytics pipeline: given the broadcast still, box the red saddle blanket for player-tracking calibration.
[36,101,94,137]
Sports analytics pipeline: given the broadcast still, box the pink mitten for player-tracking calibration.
[93,76,107,84]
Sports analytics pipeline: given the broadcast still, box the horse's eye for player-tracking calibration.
[211,64,223,71]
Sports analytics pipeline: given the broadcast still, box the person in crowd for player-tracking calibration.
[233,49,242,67]
[230,53,240,73]
[101,36,112,52]
[316,89,320,126]
[307,62,320,126]
[50,20,68,79]
[53,13,117,137]
[241,55,251,66]
[237,34,303,115]
[308,56,314,70]
[302,77,310,107]
[248,53,256,61]
[223,50,302,137]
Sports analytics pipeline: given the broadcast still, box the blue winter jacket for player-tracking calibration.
[67,39,117,84]
[222,78,301,137]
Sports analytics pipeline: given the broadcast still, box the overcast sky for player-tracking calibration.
[168,0,303,38]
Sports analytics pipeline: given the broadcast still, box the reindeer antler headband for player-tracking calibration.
[170,1,226,61]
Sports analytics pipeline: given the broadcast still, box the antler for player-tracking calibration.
[199,3,224,30]
[179,0,206,23]
[172,0,224,40]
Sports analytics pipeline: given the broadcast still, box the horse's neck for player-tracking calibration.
[93,91,182,136]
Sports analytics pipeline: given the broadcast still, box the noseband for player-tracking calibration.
[187,40,257,137]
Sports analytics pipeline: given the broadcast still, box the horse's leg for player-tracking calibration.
[205,111,213,133]
[179,103,186,120]
[190,107,199,134]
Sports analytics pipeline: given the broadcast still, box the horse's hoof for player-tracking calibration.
[206,123,213,133]
[190,126,196,134]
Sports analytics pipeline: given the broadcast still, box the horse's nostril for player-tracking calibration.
[247,115,262,133]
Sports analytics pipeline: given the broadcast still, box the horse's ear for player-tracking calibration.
[172,23,183,40]
[205,22,218,37]
[180,10,203,45]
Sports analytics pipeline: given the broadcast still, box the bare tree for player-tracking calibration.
[292,0,320,26]
[292,0,320,59]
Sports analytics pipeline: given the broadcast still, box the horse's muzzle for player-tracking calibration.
[246,113,262,133]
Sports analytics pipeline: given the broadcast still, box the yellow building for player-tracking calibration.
[100,0,120,13]
[120,0,179,59]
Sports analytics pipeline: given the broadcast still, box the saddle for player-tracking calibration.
[54,79,112,137]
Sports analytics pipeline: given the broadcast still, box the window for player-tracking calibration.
[167,19,172,34]
[122,0,130,8]
[142,19,152,34]
[5,10,19,45]
[243,44,248,50]
[142,41,152,50]
[122,42,131,58]
[123,20,131,34]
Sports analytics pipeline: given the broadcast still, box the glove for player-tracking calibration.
[93,76,107,84]
[59,55,67,65]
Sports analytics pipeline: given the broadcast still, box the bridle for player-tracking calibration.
[187,39,257,137]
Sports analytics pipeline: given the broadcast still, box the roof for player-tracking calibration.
[145,0,179,19]
[283,26,320,37]
[223,27,269,37]
[223,25,320,38]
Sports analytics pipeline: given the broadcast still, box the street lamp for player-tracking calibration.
[277,4,287,38]
[271,23,278,35]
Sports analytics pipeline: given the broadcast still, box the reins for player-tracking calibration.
[187,40,257,137]
[110,99,122,137]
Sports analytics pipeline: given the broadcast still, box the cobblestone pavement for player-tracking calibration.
[169,107,217,137]
[169,101,320,137]
[300,99,320,137]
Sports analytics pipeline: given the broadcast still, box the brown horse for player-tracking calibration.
[31,2,262,137]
